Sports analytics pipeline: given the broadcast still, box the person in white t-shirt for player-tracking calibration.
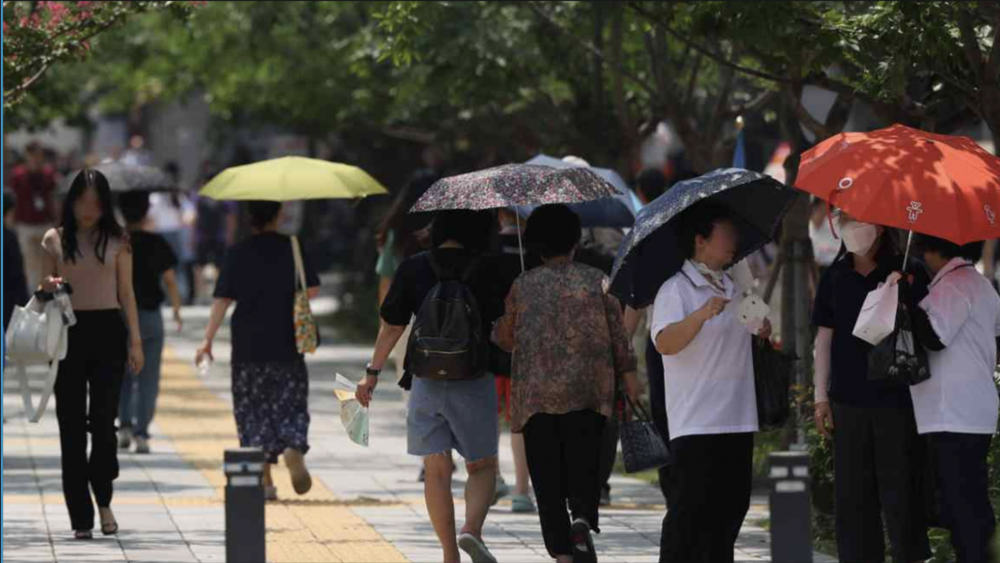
[903,235,1000,563]
[650,202,771,563]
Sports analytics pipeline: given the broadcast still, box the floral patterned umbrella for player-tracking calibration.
[409,164,620,213]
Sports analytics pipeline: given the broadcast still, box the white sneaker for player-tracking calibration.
[117,428,133,450]
[134,436,150,454]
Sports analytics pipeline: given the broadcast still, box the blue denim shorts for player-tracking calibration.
[407,374,499,462]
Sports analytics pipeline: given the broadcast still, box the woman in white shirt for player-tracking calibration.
[904,235,1000,563]
[651,202,770,563]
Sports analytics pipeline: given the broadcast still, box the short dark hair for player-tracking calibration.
[25,141,42,155]
[677,202,734,259]
[3,191,16,216]
[430,210,495,252]
[247,201,282,231]
[636,169,667,202]
[118,191,151,225]
[525,204,582,259]
[916,234,983,262]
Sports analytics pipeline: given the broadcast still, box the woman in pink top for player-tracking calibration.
[39,169,144,540]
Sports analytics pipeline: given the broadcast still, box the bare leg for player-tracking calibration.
[193,266,204,301]
[424,453,460,563]
[462,456,497,538]
[511,433,531,496]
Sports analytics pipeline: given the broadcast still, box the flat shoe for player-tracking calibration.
[458,532,497,563]
[74,530,93,540]
[571,519,597,563]
[101,521,118,536]
[510,494,537,514]
[283,448,312,495]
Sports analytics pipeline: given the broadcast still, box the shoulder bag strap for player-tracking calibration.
[291,236,308,292]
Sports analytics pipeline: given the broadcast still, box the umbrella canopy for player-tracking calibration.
[524,154,631,193]
[609,168,797,308]
[409,164,620,213]
[796,124,1000,245]
[513,155,636,228]
[62,161,176,193]
[200,156,387,202]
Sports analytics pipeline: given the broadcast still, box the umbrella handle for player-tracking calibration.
[516,213,526,273]
[902,229,914,272]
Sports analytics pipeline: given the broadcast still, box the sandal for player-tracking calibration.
[99,508,118,536]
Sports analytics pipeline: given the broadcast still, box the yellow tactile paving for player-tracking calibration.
[155,349,409,563]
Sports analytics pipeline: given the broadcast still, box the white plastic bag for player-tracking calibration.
[333,373,369,447]
[852,273,901,345]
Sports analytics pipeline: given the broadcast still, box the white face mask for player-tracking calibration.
[840,221,878,256]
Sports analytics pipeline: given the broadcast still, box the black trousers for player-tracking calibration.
[645,334,671,502]
[928,432,995,563]
[55,358,125,531]
[55,310,127,532]
[831,403,931,563]
[660,433,753,563]
[598,414,618,497]
[523,410,606,559]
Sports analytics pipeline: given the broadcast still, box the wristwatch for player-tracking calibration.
[365,364,382,378]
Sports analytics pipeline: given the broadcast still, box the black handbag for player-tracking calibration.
[867,303,930,386]
[619,394,672,473]
[752,336,795,430]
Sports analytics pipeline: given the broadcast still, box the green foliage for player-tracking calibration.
[3,1,200,108]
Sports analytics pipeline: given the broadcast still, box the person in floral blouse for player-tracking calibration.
[493,204,639,563]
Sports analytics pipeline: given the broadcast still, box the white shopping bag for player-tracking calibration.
[852,273,901,345]
[333,373,369,447]
[737,292,770,335]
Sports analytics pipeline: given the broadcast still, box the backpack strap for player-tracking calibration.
[428,252,479,283]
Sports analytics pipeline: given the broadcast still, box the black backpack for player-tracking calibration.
[407,255,484,381]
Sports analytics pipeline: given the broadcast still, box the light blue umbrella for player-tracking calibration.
[513,154,637,228]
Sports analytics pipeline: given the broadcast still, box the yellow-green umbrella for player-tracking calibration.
[199,156,388,201]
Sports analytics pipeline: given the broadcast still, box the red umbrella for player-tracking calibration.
[796,124,1000,246]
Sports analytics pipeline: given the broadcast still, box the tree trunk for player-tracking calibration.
[609,3,637,176]
[777,100,816,448]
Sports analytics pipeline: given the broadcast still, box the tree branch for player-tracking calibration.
[707,62,737,143]
[956,6,985,82]
[683,53,703,113]
[526,1,658,98]
[625,1,791,84]
[823,91,853,134]
[4,61,51,101]
[727,89,778,119]
[784,84,829,140]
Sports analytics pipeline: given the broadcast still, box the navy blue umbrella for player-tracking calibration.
[609,168,797,308]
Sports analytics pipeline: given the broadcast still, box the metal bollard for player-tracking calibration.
[769,451,812,563]
[225,448,266,563]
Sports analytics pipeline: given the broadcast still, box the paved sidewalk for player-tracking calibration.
[4,301,834,562]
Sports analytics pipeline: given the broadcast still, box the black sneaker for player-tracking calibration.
[571,518,597,563]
